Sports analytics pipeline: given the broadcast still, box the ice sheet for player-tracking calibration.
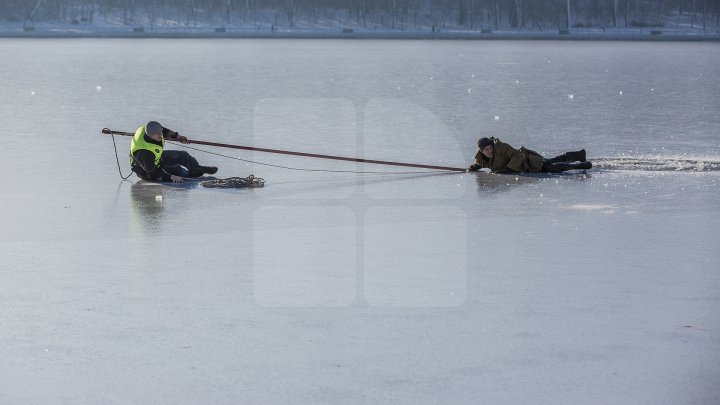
[1,39,719,404]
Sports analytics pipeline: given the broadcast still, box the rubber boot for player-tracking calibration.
[564,149,587,162]
[546,150,586,164]
[544,161,592,173]
[201,166,218,175]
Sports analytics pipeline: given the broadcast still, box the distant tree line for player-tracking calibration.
[4,0,719,31]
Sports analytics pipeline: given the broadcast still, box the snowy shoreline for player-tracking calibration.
[2,25,719,41]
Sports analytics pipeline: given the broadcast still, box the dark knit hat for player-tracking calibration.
[477,137,493,150]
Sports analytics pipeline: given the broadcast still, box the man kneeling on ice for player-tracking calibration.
[130,121,218,183]
[468,137,592,174]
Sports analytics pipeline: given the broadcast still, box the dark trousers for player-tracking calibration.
[161,150,202,178]
[541,150,589,173]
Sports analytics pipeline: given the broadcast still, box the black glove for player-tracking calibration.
[496,167,515,174]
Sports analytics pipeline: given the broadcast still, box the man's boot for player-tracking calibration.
[564,149,587,162]
[545,161,592,172]
[547,149,587,164]
[201,166,218,175]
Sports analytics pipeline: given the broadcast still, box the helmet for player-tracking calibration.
[145,121,163,136]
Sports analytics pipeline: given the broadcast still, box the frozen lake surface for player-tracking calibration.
[1,39,719,404]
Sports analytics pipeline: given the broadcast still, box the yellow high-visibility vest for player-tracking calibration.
[129,125,164,167]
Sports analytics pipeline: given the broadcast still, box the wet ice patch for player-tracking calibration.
[594,157,720,172]
[566,204,617,214]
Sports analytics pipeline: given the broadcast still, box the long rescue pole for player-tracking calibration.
[101,128,467,172]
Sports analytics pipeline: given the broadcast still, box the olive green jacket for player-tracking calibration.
[468,138,544,173]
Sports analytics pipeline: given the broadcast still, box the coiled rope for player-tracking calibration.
[202,175,265,188]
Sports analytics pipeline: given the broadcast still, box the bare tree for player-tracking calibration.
[609,0,618,26]
[243,0,255,22]
[285,0,297,27]
[566,0,571,29]
[510,0,523,28]
[493,0,501,29]
[24,0,43,28]
[123,0,135,25]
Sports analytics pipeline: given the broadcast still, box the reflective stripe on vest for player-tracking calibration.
[129,126,164,167]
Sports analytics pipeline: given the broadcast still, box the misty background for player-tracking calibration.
[5,0,719,33]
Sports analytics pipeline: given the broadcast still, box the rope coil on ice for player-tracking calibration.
[201,175,265,188]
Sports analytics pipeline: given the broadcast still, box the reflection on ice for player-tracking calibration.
[473,170,590,194]
[129,181,166,234]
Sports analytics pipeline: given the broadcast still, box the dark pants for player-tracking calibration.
[161,150,202,178]
[541,150,590,173]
